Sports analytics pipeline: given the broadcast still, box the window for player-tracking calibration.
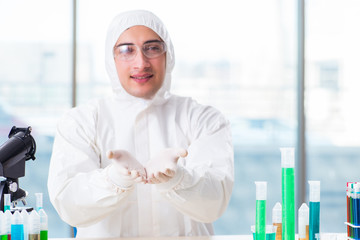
[0,0,73,237]
[306,0,360,232]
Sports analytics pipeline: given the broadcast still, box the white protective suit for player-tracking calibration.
[47,10,234,238]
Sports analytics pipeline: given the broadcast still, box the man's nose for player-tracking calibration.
[133,50,151,68]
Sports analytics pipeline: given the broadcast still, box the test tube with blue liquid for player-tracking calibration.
[35,193,43,212]
[255,181,267,240]
[308,181,320,240]
[11,211,24,240]
[4,194,11,212]
[280,147,295,240]
[21,210,29,240]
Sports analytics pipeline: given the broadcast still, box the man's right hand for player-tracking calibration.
[106,150,146,189]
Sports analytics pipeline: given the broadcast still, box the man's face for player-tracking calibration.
[114,25,166,99]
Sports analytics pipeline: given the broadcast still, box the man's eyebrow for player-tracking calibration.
[114,42,134,48]
[144,39,163,44]
[115,39,162,48]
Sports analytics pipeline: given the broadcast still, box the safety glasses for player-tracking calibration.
[113,40,166,62]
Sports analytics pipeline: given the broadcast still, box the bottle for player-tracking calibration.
[298,203,309,240]
[308,181,320,240]
[4,195,11,212]
[38,210,47,240]
[4,210,12,240]
[255,181,267,240]
[11,211,24,240]
[0,211,7,240]
[20,210,29,240]
[280,148,295,240]
[34,194,43,212]
[28,211,40,240]
[272,202,282,240]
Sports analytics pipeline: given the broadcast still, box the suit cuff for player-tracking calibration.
[155,166,184,192]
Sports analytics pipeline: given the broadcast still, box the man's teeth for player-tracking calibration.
[133,76,150,79]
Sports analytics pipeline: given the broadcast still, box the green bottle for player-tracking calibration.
[280,148,295,240]
[255,181,267,240]
[39,209,48,240]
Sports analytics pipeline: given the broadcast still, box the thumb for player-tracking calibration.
[107,150,126,160]
[169,148,188,162]
[172,148,188,158]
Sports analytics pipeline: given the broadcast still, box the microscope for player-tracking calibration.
[0,126,36,211]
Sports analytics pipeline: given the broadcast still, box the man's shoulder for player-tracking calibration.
[60,97,106,125]
[167,94,221,115]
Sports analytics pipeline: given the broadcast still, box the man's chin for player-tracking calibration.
[127,89,156,100]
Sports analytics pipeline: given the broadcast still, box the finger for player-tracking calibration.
[130,170,139,178]
[134,176,144,183]
[107,150,114,159]
[150,177,161,184]
[163,168,175,177]
[118,166,131,176]
[148,173,160,184]
[156,172,171,183]
[170,148,188,163]
[177,148,188,158]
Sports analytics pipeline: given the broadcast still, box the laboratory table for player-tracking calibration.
[51,233,347,240]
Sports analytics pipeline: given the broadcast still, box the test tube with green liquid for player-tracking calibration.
[308,181,320,240]
[0,211,7,240]
[280,147,295,240]
[39,209,48,240]
[255,181,267,240]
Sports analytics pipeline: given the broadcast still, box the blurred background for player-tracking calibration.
[0,0,359,237]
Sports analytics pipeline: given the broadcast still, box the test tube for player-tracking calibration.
[272,202,282,240]
[255,181,267,240]
[21,210,29,240]
[4,194,11,212]
[0,211,6,240]
[11,211,24,240]
[280,147,295,240]
[4,209,12,240]
[308,181,320,240]
[298,203,309,240]
[29,210,40,240]
[35,193,43,212]
[39,209,48,240]
[354,183,360,227]
[347,182,352,237]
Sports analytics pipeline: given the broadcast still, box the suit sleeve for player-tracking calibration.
[156,103,234,223]
[47,105,133,227]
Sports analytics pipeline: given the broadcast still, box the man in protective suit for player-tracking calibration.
[48,10,234,238]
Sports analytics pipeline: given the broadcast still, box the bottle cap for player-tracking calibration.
[272,202,282,223]
[255,181,267,200]
[280,148,295,168]
[20,210,29,223]
[308,181,320,202]
[29,210,40,234]
[11,211,23,224]
[39,209,48,230]
[298,203,309,237]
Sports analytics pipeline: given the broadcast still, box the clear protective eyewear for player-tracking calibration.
[113,40,167,61]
